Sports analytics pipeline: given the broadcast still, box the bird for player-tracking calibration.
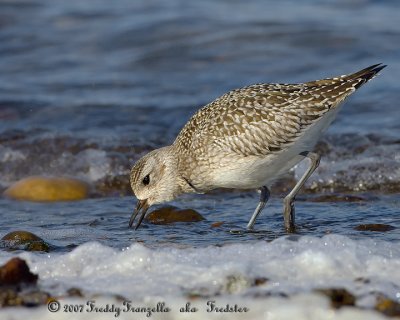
[129,64,386,232]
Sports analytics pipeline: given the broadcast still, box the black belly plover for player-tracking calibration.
[129,64,385,232]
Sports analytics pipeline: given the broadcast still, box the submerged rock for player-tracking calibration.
[146,206,205,224]
[0,258,38,285]
[316,288,356,309]
[1,231,50,252]
[309,194,367,202]
[211,221,224,228]
[3,176,89,202]
[354,224,396,232]
[375,295,400,317]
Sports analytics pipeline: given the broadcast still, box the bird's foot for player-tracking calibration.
[283,197,296,233]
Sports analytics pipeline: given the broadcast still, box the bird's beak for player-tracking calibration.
[129,199,149,230]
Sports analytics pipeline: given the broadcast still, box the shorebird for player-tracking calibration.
[129,64,385,232]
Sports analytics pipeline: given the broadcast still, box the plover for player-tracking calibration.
[129,64,385,232]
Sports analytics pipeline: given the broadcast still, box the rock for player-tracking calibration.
[0,288,21,307]
[0,258,52,308]
[224,275,251,294]
[211,221,224,228]
[146,206,205,224]
[1,231,50,252]
[252,277,269,286]
[0,285,51,308]
[15,290,50,307]
[66,287,84,297]
[309,194,366,202]
[3,176,89,202]
[354,277,370,284]
[375,295,400,317]
[0,257,38,285]
[354,224,395,232]
[316,288,355,309]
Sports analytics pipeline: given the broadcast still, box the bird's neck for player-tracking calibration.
[167,144,197,195]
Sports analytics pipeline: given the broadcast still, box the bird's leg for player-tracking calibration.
[283,151,321,232]
[247,186,270,230]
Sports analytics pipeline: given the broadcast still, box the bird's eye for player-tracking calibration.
[142,174,150,186]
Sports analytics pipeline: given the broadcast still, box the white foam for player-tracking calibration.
[0,146,26,163]
[0,235,398,320]
[75,149,111,181]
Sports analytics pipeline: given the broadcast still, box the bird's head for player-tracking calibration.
[129,146,190,229]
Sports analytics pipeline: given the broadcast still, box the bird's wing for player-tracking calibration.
[175,64,385,157]
[202,85,332,156]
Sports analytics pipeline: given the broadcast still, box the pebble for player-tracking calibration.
[1,230,50,252]
[3,176,89,202]
[146,206,205,225]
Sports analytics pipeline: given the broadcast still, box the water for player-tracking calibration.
[1,194,400,249]
[0,0,399,319]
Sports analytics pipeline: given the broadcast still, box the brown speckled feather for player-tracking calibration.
[174,64,384,158]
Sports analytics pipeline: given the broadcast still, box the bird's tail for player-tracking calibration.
[345,63,387,89]
[303,63,386,112]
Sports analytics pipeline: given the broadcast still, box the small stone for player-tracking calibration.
[354,224,395,232]
[375,295,400,317]
[0,258,51,308]
[224,275,251,294]
[0,287,51,307]
[0,257,38,285]
[67,287,83,297]
[1,230,50,252]
[253,277,269,286]
[211,221,224,228]
[354,277,370,284]
[18,290,50,307]
[316,288,356,309]
[146,206,205,224]
[309,194,366,202]
[4,176,89,202]
[0,288,21,307]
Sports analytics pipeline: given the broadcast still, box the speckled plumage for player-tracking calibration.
[129,64,385,230]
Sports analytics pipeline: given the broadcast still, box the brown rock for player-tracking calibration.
[0,258,51,308]
[354,224,395,232]
[146,206,205,225]
[0,258,38,285]
[309,194,366,202]
[316,288,355,309]
[67,287,83,297]
[2,231,50,252]
[224,275,251,294]
[211,221,224,228]
[375,295,400,317]
[17,290,50,307]
[2,231,43,242]
[0,288,21,307]
[4,176,89,202]
[0,287,50,307]
[253,277,269,286]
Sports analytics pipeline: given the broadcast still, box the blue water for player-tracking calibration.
[1,193,399,251]
[0,0,399,248]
